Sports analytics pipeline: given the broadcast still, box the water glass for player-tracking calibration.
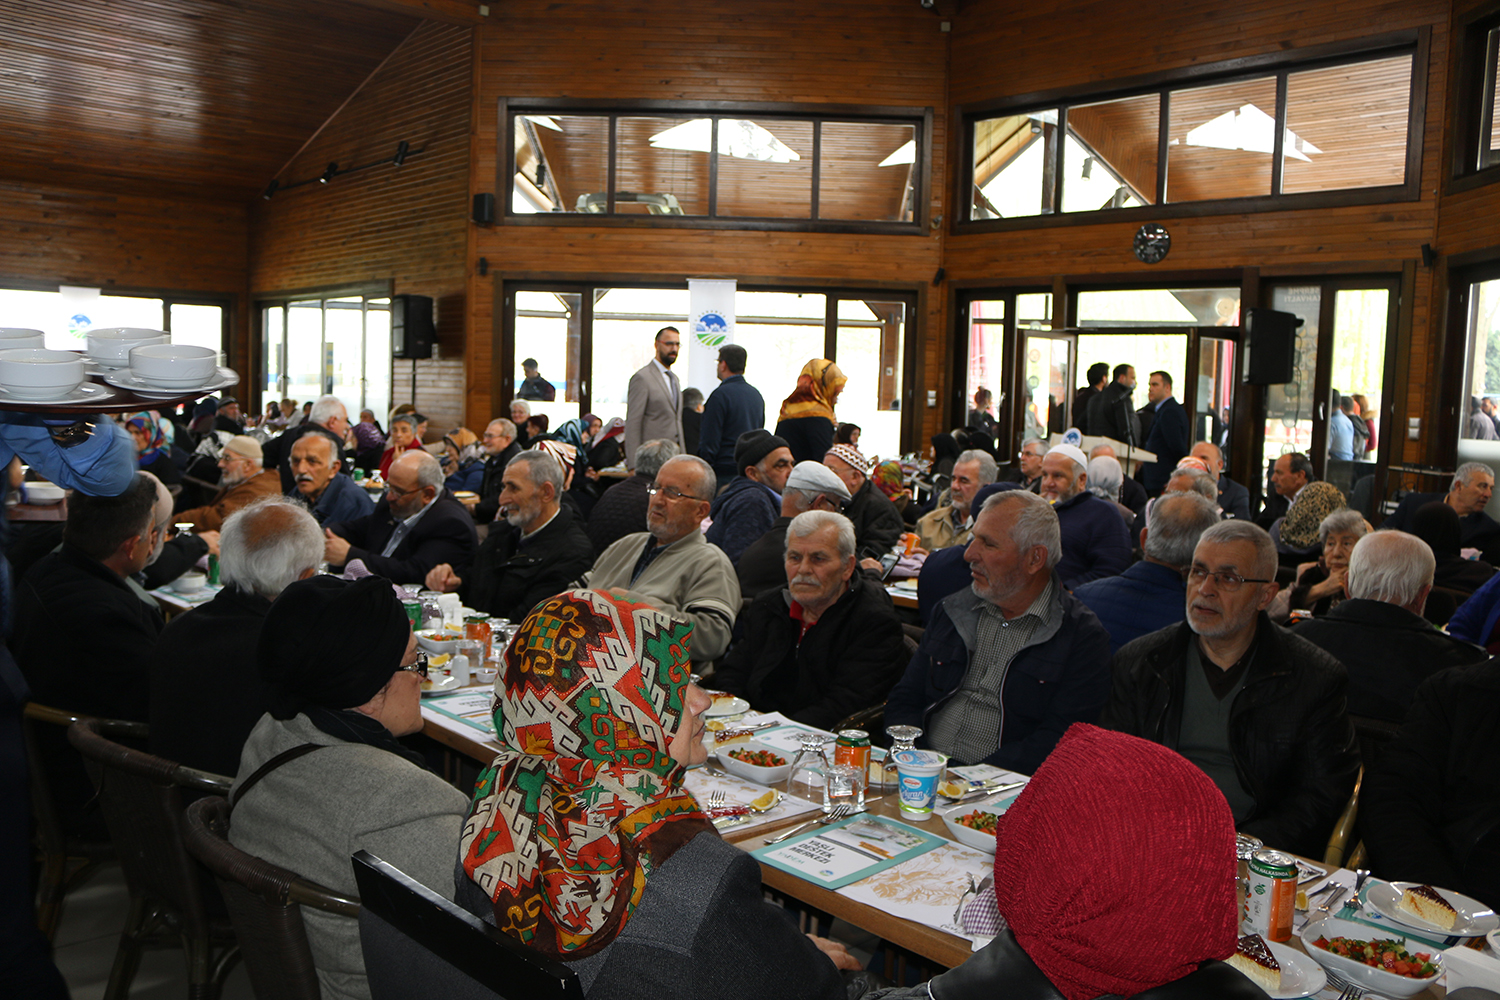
[826,763,866,813]
[786,734,829,811]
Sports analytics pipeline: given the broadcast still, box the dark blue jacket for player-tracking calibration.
[1218,476,1251,520]
[885,577,1113,773]
[1073,560,1186,655]
[1053,490,1132,589]
[444,460,485,495]
[302,473,375,526]
[697,375,766,479]
[705,476,779,564]
[916,543,969,626]
[1142,396,1190,494]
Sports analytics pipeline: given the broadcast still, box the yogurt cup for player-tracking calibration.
[892,748,948,820]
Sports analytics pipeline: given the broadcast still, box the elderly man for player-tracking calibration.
[288,432,374,525]
[697,344,766,484]
[324,450,477,586]
[1141,371,1190,495]
[1100,520,1360,858]
[1292,531,1486,722]
[468,417,520,524]
[585,455,738,662]
[1004,439,1046,493]
[425,450,594,621]
[587,439,677,555]
[1076,492,1222,655]
[824,443,904,562]
[624,326,685,464]
[150,497,324,778]
[1255,451,1313,530]
[917,449,997,550]
[1382,461,1500,563]
[263,394,349,492]
[1190,440,1250,521]
[214,396,245,434]
[1037,443,1131,588]
[718,511,907,729]
[736,460,852,599]
[175,434,281,531]
[705,430,793,562]
[886,490,1113,773]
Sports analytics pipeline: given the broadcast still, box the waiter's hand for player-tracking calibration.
[426,563,462,593]
[323,529,351,566]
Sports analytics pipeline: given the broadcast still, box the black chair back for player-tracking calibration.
[352,850,584,1000]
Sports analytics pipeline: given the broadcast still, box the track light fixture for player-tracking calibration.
[261,141,418,199]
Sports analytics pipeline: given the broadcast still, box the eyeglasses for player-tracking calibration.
[385,481,425,499]
[646,484,705,502]
[398,654,429,679]
[1187,567,1273,592]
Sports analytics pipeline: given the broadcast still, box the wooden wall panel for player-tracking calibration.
[251,21,472,432]
[467,0,950,441]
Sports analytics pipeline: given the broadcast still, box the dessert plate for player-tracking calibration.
[1367,881,1499,937]
[704,695,749,717]
[1263,939,1326,999]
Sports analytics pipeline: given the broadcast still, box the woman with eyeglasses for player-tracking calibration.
[229,574,469,1000]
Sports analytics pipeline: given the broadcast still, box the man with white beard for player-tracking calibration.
[175,434,281,531]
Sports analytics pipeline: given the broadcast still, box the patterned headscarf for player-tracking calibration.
[992,724,1238,1000]
[124,411,167,465]
[1280,480,1346,550]
[531,439,578,480]
[871,460,904,500]
[777,358,847,425]
[459,590,710,960]
[443,427,483,467]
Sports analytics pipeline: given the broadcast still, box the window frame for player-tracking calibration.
[254,280,394,420]
[1450,0,1500,190]
[0,279,233,360]
[956,30,1427,234]
[498,98,932,235]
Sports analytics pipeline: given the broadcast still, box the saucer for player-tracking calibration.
[102,367,239,398]
[0,381,113,405]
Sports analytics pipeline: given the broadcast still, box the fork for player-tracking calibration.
[764,803,853,845]
[707,790,726,811]
[1325,968,1366,999]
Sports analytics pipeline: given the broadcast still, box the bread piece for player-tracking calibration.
[1398,884,1457,930]
[1227,934,1281,993]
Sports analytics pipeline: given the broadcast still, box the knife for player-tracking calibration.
[1314,885,1349,918]
[941,779,1026,803]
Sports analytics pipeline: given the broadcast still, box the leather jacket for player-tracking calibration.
[1099,614,1360,859]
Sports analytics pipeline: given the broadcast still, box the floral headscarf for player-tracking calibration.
[870,460,904,500]
[1279,480,1346,551]
[777,358,846,425]
[124,411,167,465]
[459,590,710,960]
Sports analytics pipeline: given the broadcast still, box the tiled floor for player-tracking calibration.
[50,864,253,1000]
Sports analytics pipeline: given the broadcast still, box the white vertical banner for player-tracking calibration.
[686,278,736,396]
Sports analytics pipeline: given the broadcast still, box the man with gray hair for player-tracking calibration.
[586,438,679,554]
[586,454,739,662]
[735,460,852,599]
[1382,460,1500,563]
[263,393,350,493]
[324,449,477,585]
[150,497,324,778]
[470,417,520,524]
[424,449,594,621]
[1004,438,1048,493]
[1076,492,1222,655]
[886,489,1113,773]
[1293,531,1485,722]
[916,448,997,550]
[717,510,907,728]
[1101,519,1360,858]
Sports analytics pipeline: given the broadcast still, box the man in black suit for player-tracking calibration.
[324,449,478,586]
[1141,371,1190,496]
[1191,441,1250,521]
[1381,461,1500,563]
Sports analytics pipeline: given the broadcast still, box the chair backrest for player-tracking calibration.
[352,850,584,1000]
[65,718,229,930]
[183,796,358,1000]
[23,702,148,849]
[1349,714,1403,773]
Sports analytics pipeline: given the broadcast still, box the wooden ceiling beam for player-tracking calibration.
[342,0,490,25]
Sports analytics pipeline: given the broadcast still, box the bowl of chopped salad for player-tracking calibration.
[1299,916,1442,997]
[938,795,1019,854]
[716,742,792,785]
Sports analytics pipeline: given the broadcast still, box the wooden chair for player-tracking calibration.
[352,850,584,1000]
[1324,765,1364,869]
[67,718,237,1000]
[23,703,147,941]
[183,796,359,1000]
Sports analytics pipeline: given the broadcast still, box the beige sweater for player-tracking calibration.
[585,529,739,661]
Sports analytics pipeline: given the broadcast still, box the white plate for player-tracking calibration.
[421,674,462,696]
[0,381,111,405]
[102,367,239,398]
[1367,881,1500,937]
[704,695,749,717]
[1263,939,1327,999]
[1299,916,1443,998]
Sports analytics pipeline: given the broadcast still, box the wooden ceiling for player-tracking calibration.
[0,0,483,202]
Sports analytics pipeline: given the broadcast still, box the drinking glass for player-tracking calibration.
[786,734,829,811]
[826,763,866,813]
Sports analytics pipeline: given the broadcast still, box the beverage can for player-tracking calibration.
[206,553,220,586]
[402,600,422,630]
[834,729,870,779]
[1244,848,1297,942]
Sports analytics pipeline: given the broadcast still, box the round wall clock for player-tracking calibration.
[1133,223,1171,264]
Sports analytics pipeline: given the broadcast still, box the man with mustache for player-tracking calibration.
[287,432,373,525]
[716,510,907,729]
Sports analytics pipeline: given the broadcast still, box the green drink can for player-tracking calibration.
[207,553,220,586]
[402,601,422,630]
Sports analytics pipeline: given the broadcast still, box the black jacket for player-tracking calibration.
[775,415,834,466]
[1362,659,1500,909]
[845,477,905,560]
[472,441,521,525]
[1383,491,1500,564]
[587,473,652,556]
[1100,615,1360,858]
[696,375,766,479]
[1086,380,1140,446]
[328,490,478,586]
[150,585,274,779]
[716,577,908,730]
[1291,599,1486,723]
[736,515,792,600]
[1218,476,1251,521]
[462,503,596,622]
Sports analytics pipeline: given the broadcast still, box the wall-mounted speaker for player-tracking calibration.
[472,192,495,226]
[1241,307,1301,385]
[392,294,434,360]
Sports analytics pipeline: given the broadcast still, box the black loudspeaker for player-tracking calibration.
[392,294,434,360]
[472,192,495,225]
[1241,307,1301,385]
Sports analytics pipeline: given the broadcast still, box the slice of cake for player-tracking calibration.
[1398,884,1457,930]
[711,727,754,749]
[1227,934,1281,993]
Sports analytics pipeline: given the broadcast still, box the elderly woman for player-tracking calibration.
[1086,455,1134,527]
[377,413,423,478]
[440,427,485,493]
[868,724,1262,1000]
[456,589,857,999]
[1270,507,1368,622]
[775,358,847,464]
[123,411,182,486]
[229,575,469,1000]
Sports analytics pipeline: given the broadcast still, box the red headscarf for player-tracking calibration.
[992,724,1238,1000]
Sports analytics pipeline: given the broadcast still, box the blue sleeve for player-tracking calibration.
[1446,571,1500,643]
[0,416,137,496]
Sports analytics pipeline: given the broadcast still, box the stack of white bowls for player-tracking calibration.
[86,328,168,370]
[127,344,219,391]
[0,328,46,350]
[0,349,85,401]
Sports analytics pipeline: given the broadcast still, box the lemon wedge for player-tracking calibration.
[429,653,452,667]
[937,780,969,799]
[750,789,778,811]
[706,720,729,732]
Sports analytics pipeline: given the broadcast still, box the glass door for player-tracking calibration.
[1192,333,1237,460]
[836,298,906,461]
[1020,332,1074,442]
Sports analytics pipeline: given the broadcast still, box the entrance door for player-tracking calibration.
[1019,331,1075,442]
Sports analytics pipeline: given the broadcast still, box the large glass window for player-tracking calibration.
[1262,286,1322,478]
[1453,10,1500,178]
[1282,55,1413,193]
[260,294,391,422]
[1167,77,1278,202]
[1324,289,1389,495]
[0,286,225,356]
[1462,275,1500,433]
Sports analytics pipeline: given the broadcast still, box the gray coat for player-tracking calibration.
[229,713,470,1000]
